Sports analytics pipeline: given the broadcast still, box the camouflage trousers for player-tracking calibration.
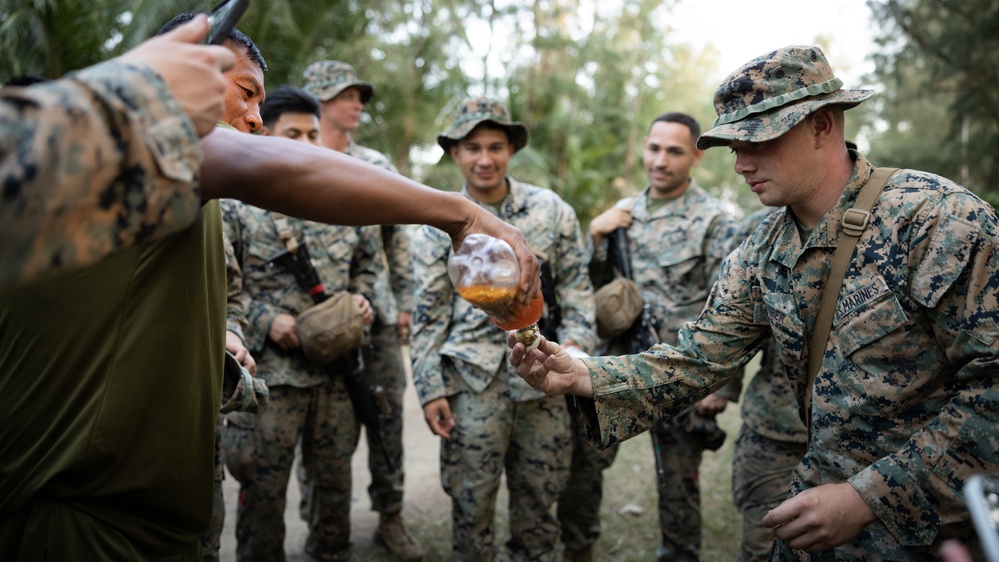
[650,409,725,562]
[222,378,359,562]
[298,321,408,520]
[358,321,408,513]
[200,416,226,562]
[441,375,571,562]
[557,396,619,552]
[731,425,806,562]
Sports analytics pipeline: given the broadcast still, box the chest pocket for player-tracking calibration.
[835,274,942,416]
[246,229,294,296]
[762,290,805,362]
[656,245,710,306]
[315,227,361,264]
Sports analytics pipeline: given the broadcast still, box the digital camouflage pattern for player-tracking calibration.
[731,427,806,562]
[343,139,413,518]
[697,45,873,150]
[728,206,808,444]
[411,178,595,561]
[557,397,619,554]
[302,60,373,103]
[436,96,528,153]
[591,182,737,348]
[590,181,739,561]
[726,206,808,562]
[582,154,999,560]
[0,60,203,290]
[220,198,381,560]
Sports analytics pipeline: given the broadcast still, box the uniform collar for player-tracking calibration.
[770,151,874,268]
[630,179,701,221]
[461,177,528,218]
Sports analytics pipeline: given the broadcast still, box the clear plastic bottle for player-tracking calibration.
[448,233,543,349]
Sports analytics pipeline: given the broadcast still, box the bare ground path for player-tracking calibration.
[219,350,746,561]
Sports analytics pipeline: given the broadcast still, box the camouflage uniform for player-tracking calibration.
[221,198,383,562]
[202,231,257,562]
[726,208,808,562]
[581,154,999,560]
[344,139,415,519]
[303,60,420,558]
[589,183,739,561]
[1,59,203,290]
[411,178,596,561]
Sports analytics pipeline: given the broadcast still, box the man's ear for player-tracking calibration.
[259,125,272,137]
[810,107,837,148]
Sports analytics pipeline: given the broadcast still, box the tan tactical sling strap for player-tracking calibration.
[803,167,898,437]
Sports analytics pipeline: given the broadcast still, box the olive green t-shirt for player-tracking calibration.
[0,201,225,554]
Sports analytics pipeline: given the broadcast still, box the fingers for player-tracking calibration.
[118,15,235,137]
[242,353,257,376]
[160,13,210,43]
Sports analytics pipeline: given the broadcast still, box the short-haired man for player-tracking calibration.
[221,83,386,562]
[588,112,739,562]
[511,45,999,561]
[302,59,424,561]
[411,97,596,561]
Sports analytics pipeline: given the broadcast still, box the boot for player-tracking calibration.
[564,546,593,562]
[374,513,425,561]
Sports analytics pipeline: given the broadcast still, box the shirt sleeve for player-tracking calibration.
[848,192,999,546]
[0,59,203,289]
[581,242,770,448]
[410,226,455,406]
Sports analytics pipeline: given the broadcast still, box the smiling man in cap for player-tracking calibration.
[509,45,999,561]
[411,96,595,561]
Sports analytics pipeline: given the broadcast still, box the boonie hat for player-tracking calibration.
[302,60,374,104]
[697,45,873,149]
[437,97,529,153]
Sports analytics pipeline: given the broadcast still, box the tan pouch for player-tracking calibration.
[296,292,364,365]
[594,277,644,339]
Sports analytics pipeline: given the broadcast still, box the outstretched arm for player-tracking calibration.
[199,128,540,304]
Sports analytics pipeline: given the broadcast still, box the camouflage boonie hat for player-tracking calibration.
[437,97,529,153]
[302,60,374,103]
[697,45,873,149]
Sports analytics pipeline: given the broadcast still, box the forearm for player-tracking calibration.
[200,129,476,236]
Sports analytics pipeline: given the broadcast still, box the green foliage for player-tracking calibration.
[865,0,999,198]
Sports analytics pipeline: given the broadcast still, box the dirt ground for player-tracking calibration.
[217,351,745,561]
[218,350,451,561]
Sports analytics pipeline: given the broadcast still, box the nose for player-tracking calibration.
[733,150,754,176]
[244,105,262,133]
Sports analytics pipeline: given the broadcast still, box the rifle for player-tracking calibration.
[536,259,562,342]
[267,242,396,473]
[607,227,666,489]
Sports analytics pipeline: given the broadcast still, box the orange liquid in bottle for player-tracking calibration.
[457,285,543,330]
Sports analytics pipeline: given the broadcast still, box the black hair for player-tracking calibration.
[157,12,267,72]
[261,85,321,128]
[649,112,701,145]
